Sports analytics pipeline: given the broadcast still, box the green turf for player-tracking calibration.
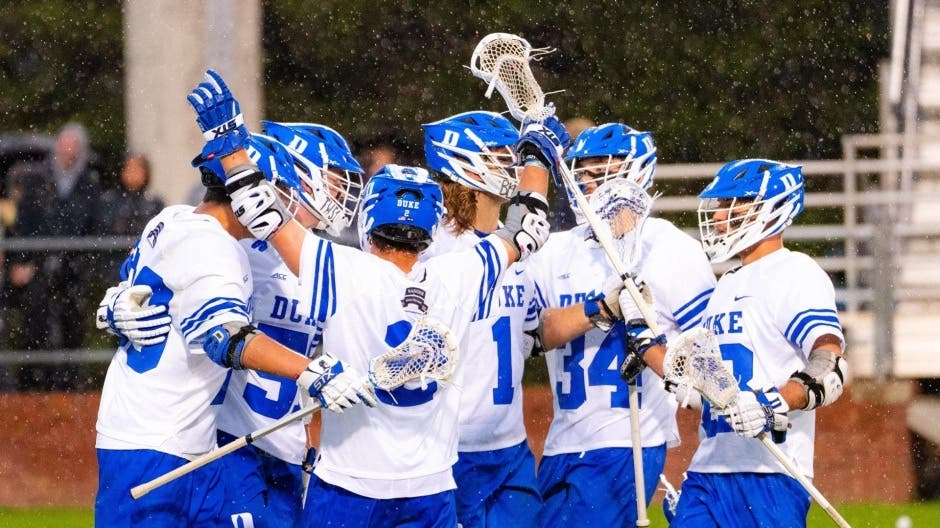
[0,502,938,526]
[0,508,93,528]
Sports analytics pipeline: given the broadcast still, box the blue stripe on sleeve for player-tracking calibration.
[532,281,548,310]
[180,297,249,336]
[675,298,709,329]
[308,239,337,328]
[473,240,503,320]
[181,301,249,340]
[794,320,843,349]
[672,288,714,319]
[784,308,839,344]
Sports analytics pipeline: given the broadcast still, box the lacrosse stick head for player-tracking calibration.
[368,316,459,392]
[584,178,654,268]
[469,33,555,123]
[662,327,739,410]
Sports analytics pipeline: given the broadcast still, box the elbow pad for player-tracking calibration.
[789,349,847,410]
[204,322,261,369]
[522,312,546,358]
[494,191,550,260]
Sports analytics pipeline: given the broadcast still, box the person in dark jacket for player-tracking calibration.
[6,122,102,389]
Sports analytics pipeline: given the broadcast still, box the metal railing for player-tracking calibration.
[1,137,939,379]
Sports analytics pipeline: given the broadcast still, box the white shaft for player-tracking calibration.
[130,402,321,499]
[758,435,851,528]
[558,162,652,526]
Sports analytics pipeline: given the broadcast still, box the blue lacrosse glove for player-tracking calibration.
[302,447,317,475]
[619,318,667,383]
[541,107,571,151]
[515,121,568,184]
[296,353,377,413]
[724,388,790,442]
[186,69,250,162]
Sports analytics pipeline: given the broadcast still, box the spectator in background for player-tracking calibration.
[98,153,164,276]
[99,153,163,236]
[6,122,102,390]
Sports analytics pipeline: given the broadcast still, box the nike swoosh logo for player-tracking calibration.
[514,269,525,276]
[734,295,752,301]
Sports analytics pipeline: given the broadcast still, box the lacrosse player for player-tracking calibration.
[105,123,364,528]
[197,70,564,527]
[93,73,374,528]
[619,159,847,527]
[523,123,717,527]
[422,110,571,527]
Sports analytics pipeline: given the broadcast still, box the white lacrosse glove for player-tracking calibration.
[665,379,703,410]
[96,281,172,348]
[297,353,377,413]
[225,164,291,241]
[723,389,789,441]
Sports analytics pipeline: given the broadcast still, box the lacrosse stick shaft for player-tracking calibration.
[557,163,661,334]
[758,435,851,528]
[628,384,650,526]
[130,402,322,499]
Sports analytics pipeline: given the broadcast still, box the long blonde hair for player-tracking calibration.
[438,179,478,235]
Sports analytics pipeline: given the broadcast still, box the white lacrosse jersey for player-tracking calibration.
[688,248,844,478]
[527,218,716,456]
[215,239,322,465]
[298,232,509,499]
[96,205,253,459]
[422,224,538,452]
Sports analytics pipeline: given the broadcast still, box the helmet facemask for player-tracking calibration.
[288,146,363,237]
[698,191,801,263]
[433,137,518,200]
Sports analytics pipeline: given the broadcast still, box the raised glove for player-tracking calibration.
[96,282,171,348]
[541,108,572,151]
[186,69,250,162]
[297,353,377,413]
[515,121,567,183]
[226,164,291,240]
[723,389,789,442]
[619,318,666,383]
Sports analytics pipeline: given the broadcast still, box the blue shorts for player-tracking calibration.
[671,471,811,528]
[302,474,456,528]
[535,445,666,528]
[453,441,541,528]
[95,448,225,528]
[217,430,304,528]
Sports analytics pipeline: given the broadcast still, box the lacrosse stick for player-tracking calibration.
[471,32,657,527]
[130,316,459,499]
[662,327,851,528]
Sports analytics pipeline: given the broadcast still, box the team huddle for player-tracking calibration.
[92,68,847,528]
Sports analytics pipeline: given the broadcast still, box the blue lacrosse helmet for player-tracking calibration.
[357,164,445,252]
[565,123,657,201]
[262,121,364,236]
[423,111,520,200]
[697,159,805,263]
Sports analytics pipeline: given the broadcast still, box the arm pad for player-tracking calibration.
[789,349,847,410]
[203,322,261,369]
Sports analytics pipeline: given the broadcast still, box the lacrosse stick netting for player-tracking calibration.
[662,327,738,409]
[469,33,556,123]
[369,316,459,392]
[661,327,852,528]
[586,178,656,270]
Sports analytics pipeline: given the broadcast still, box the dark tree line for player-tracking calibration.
[0,1,888,183]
